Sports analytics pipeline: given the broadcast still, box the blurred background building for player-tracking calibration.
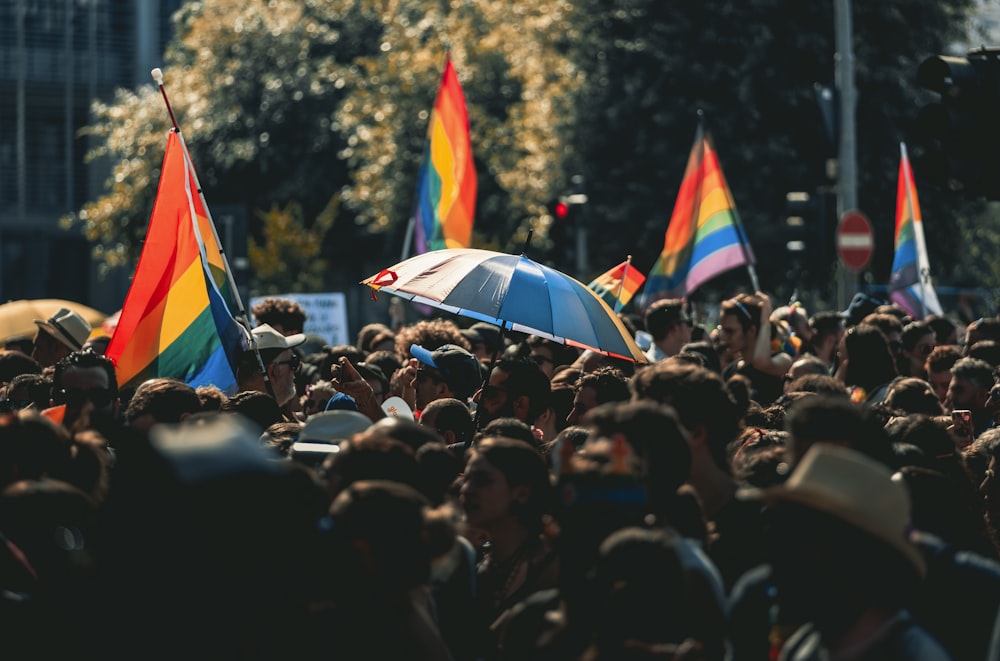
[0,0,183,312]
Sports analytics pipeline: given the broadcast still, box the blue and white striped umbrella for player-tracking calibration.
[362,248,647,363]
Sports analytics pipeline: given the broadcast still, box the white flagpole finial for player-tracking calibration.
[151,68,164,85]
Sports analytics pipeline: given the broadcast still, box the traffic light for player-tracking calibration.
[915,49,1000,198]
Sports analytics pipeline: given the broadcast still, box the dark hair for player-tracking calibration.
[0,350,41,382]
[842,324,898,392]
[251,297,306,333]
[420,397,474,446]
[575,366,631,406]
[470,437,551,534]
[644,298,686,341]
[124,378,203,425]
[220,391,284,432]
[926,345,962,373]
[784,395,894,468]
[631,362,740,472]
[495,357,552,423]
[53,350,119,398]
[901,321,934,350]
[883,377,945,416]
[721,294,762,333]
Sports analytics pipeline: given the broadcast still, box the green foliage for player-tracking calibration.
[248,199,335,294]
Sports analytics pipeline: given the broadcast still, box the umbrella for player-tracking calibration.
[362,248,647,363]
[0,299,108,344]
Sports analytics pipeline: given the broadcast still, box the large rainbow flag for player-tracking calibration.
[890,142,942,319]
[106,130,246,393]
[413,56,477,254]
[588,257,646,313]
[643,124,755,304]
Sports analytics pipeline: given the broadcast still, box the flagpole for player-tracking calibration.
[150,67,273,398]
[614,255,633,313]
[900,142,929,318]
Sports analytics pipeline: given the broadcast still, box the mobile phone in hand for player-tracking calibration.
[952,409,973,447]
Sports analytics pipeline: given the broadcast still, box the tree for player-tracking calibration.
[561,0,981,301]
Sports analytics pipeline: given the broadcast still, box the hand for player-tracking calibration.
[331,357,385,421]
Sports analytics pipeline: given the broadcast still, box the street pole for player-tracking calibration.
[834,0,859,310]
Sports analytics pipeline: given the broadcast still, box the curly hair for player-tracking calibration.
[393,319,471,358]
[251,297,307,333]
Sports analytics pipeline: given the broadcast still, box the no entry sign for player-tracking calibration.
[836,210,874,272]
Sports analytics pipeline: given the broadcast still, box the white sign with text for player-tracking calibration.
[249,293,349,346]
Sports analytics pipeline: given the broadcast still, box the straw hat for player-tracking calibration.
[739,443,925,576]
[34,308,92,351]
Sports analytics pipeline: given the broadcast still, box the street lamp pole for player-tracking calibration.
[834,0,859,310]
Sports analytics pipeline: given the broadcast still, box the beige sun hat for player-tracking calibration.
[251,323,306,351]
[739,443,925,576]
[34,308,92,351]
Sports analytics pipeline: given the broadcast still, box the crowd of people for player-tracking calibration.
[1,290,1000,660]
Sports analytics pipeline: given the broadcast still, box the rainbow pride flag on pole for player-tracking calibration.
[890,142,942,319]
[413,55,477,254]
[642,121,756,305]
[588,257,646,313]
[106,130,246,393]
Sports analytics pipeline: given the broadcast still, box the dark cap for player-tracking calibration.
[841,293,886,327]
[410,344,483,401]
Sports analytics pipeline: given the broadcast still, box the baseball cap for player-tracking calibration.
[410,344,483,401]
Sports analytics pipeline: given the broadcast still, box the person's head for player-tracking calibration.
[900,321,936,376]
[883,377,946,417]
[926,344,962,404]
[566,366,631,426]
[195,385,228,412]
[968,340,1000,368]
[124,378,203,433]
[925,314,958,346]
[460,436,551,536]
[643,298,692,355]
[300,380,338,418]
[355,322,394,355]
[963,317,1000,354]
[783,356,830,392]
[678,340,721,374]
[840,293,885,328]
[418,397,474,448]
[783,395,894,468]
[251,297,307,335]
[461,322,503,363]
[220,390,285,432]
[524,335,579,379]
[473,357,552,429]
[32,308,92,369]
[860,312,904,357]
[0,350,41,385]
[355,362,388,405]
[318,344,366,382]
[236,323,306,406]
[364,350,404,386]
[743,444,924,636]
[410,344,483,409]
[52,350,119,430]
[3,373,51,412]
[807,311,845,360]
[583,400,692,521]
[839,323,898,393]
[947,357,996,414]
[718,294,763,354]
[393,318,471,359]
[630,362,740,474]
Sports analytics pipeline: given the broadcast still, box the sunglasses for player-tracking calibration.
[272,355,301,372]
[52,387,115,408]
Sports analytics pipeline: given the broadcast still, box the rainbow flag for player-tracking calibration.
[588,257,646,313]
[890,142,942,319]
[643,124,754,304]
[413,56,477,253]
[106,130,246,394]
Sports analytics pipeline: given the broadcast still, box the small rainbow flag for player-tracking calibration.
[643,122,755,305]
[890,142,942,319]
[588,257,646,313]
[413,55,477,253]
[106,130,246,393]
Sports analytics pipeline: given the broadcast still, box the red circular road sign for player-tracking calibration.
[836,210,874,272]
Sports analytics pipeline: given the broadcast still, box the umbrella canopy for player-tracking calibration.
[0,299,108,345]
[362,249,647,363]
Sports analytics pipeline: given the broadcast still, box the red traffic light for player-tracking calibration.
[554,200,570,220]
